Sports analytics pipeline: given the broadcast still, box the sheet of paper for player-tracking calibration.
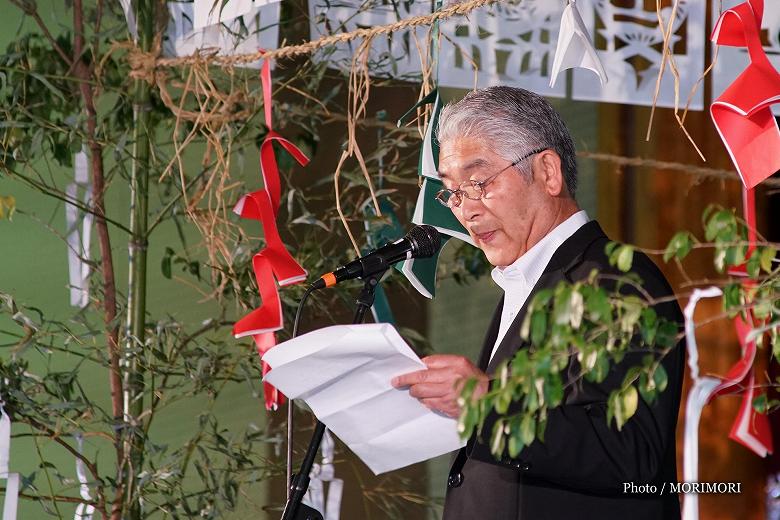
[263,323,466,474]
[193,0,279,29]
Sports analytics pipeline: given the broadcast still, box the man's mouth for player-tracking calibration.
[474,230,497,243]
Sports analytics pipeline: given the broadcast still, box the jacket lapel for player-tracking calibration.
[483,221,607,374]
[477,296,504,371]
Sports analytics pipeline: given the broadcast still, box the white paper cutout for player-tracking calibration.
[193,0,278,29]
[165,1,281,69]
[0,402,19,520]
[550,0,607,87]
[307,0,427,81]
[437,0,566,96]
[302,429,343,520]
[73,434,95,520]
[712,1,780,116]
[681,287,722,520]
[65,149,93,309]
[572,0,705,109]
[119,1,280,69]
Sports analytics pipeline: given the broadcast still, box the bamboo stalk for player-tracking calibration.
[125,1,156,518]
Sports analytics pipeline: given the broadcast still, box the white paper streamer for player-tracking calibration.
[0,402,19,520]
[302,429,343,520]
[65,150,93,309]
[549,0,607,88]
[73,434,94,520]
[681,287,723,520]
[118,0,137,40]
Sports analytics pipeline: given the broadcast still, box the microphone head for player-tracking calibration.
[407,225,441,258]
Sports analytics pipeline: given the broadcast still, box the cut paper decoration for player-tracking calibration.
[549,0,607,88]
[438,0,566,96]
[232,60,310,410]
[0,403,19,520]
[712,0,780,117]
[681,287,724,520]
[120,1,281,68]
[710,0,780,189]
[712,312,773,457]
[65,149,93,308]
[254,332,283,411]
[572,0,705,109]
[74,434,95,520]
[715,184,773,458]
[303,429,343,520]
[193,0,279,29]
[307,0,427,81]
[396,90,474,299]
[165,1,281,68]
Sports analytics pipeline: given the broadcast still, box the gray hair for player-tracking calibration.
[436,86,578,197]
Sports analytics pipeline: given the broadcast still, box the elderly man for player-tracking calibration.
[392,87,684,519]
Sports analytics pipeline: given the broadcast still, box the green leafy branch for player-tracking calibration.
[459,206,779,459]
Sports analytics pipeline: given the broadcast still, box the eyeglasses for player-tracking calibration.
[434,147,547,208]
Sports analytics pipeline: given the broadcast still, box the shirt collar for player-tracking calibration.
[491,210,590,292]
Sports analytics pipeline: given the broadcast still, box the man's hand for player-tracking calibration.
[391,354,489,418]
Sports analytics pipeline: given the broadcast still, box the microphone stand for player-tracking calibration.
[280,269,387,520]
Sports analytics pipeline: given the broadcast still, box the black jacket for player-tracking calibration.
[443,220,684,520]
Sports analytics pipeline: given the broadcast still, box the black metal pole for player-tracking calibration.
[280,271,386,520]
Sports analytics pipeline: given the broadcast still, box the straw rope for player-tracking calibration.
[577,151,780,188]
[149,0,501,69]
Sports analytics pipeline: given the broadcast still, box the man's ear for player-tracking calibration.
[536,150,565,197]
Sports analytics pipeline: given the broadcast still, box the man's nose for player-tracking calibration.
[458,195,483,221]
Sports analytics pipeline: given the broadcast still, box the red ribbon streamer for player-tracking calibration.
[710,0,780,190]
[707,0,774,457]
[232,57,310,410]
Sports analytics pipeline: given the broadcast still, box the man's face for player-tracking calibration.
[438,137,555,267]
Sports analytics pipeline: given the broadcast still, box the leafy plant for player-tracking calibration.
[459,206,779,458]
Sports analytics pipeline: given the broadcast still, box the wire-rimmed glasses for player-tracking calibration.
[434,147,547,208]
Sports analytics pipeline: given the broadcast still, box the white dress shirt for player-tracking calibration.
[488,210,590,362]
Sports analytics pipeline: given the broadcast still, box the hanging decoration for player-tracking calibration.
[571,0,705,109]
[120,0,281,68]
[167,0,281,68]
[192,0,278,29]
[232,60,310,410]
[73,433,95,520]
[711,186,773,458]
[307,0,426,81]
[0,402,19,520]
[438,0,565,95]
[396,90,474,299]
[549,0,607,88]
[681,287,725,520]
[65,149,93,309]
[712,0,780,117]
[710,0,780,190]
[302,429,344,520]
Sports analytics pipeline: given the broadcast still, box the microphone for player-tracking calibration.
[312,225,441,289]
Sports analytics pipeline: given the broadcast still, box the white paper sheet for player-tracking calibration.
[263,324,466,474]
